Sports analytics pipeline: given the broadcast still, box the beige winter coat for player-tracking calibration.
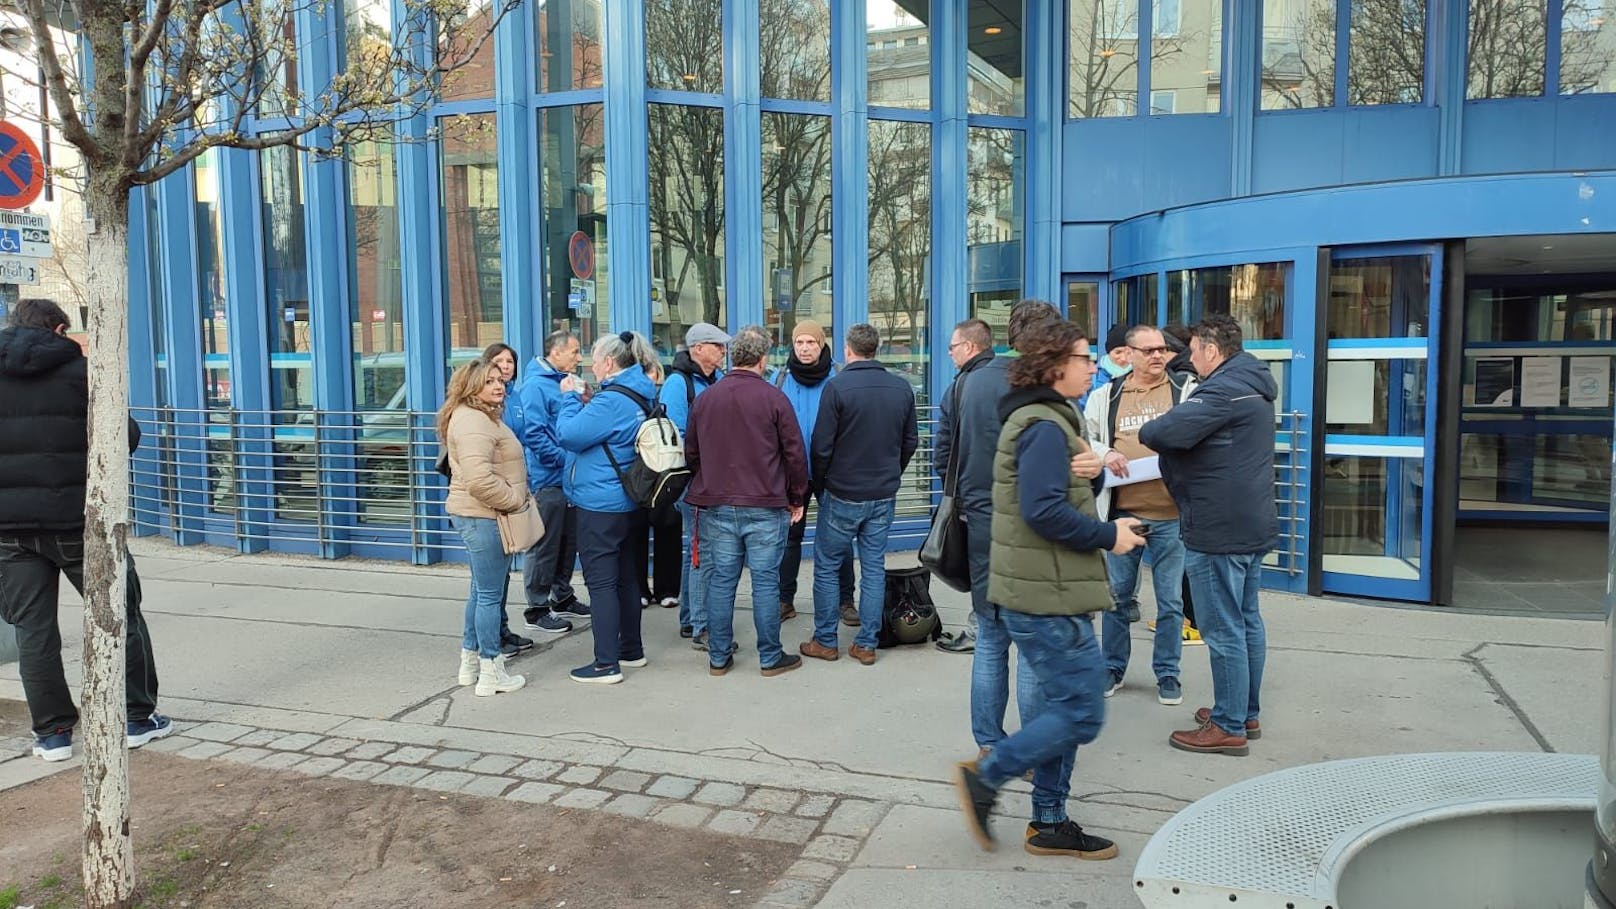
[444,406,528,519]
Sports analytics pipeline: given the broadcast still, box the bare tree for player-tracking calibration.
[1068,0,1189,117]
[866,120,930,367]
[6,0,509,903]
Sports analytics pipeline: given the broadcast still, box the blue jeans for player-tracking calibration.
[971,603,1042,751]
[977,611,1106,825]
[1185,549,1265,736]
[1101,513,1186,682]
[577,508,648,668]
[811,492,894,652]
[451,514,507,659]
[677,497,708,635]
[700,506,791,668]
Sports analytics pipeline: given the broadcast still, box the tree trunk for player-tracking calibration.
[81,175,135,909]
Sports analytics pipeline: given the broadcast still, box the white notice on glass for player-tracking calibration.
[1102,454,1162,489]
[1519,356,1561,408]
[1570,357,1611,408]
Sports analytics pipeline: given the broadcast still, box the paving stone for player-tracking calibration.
[599,770,651,792]
[425,750,479,769]
[821,799,886,837]
[602,793,662,818]
[466,754,520,776]
[216,746,273,765]
[255,751,307,771]
[459,776,516,798]
[645,775,699,800]
[706,809,761,837]
[383,746,437,765]
[784,859,839,882]
[344,742,394,761]
[416,770,475,792]
[233,729,281,747]
[650,803,712,830]
[556,765,602,785]
[178,741,234,760]
[307,737,362,757]
[287,756,346,777]
[513,759,563,780]
[266,732,322,752]
[552,788,611,810]
[372,765,430,786]
[801,835,860,863]
[794,794,835,818]
[506,782,565,804]
[332,760,387,782]
[142,735,200,755]
[741,788,800,814]
[759,877,820,909]
[185,722,254,743]
[755,815,818,845]
[692,781,746,807]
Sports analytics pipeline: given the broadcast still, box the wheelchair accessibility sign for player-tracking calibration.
[0,211,51,258]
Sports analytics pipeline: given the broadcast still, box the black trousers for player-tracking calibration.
[577,509,648,666]
[0,533,159,737]
[778,492,854,606]
[521,486,580,619]
[634,506,683,602]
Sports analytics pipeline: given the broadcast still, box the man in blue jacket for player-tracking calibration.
[1138,314,1278,757]
[516,331,590,634]
[662,322,729,645]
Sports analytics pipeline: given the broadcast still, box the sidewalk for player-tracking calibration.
[1,537,1605,907]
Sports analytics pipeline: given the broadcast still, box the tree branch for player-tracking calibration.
[18,0,97,155]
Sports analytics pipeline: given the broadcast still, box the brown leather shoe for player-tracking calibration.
[1192,707,1261,740]
[799,640,840,662]
[840,603,860,626]
[848,645,877,666]
[780,601,797,621]
[1169,723,1249,756]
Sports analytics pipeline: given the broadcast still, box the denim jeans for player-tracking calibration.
[0,534,160,737]
[522,486,578,610]
[971,603,1042,751]
[676,497,708,634]
[1101,513,1186,682]
[451,515,507,659]
[700,506,791,668]
[977,611,1106,826]
[577,508,648,668]
[811,493,894,652]
[778,492,853,607]
[1185,549,1266,736]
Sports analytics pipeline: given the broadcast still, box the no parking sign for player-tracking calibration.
[0,122,44,211]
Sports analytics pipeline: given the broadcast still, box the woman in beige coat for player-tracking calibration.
[438,359,529,697]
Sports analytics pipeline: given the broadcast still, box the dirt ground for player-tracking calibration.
[0,744,799,909]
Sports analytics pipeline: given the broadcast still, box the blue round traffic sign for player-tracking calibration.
[0,122,44,210]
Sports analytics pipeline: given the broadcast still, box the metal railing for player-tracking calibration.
[1270,410,1310,577]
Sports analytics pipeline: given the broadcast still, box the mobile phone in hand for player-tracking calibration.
[1133,522,1152,536]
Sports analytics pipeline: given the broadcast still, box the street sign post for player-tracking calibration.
[0,123,45,210]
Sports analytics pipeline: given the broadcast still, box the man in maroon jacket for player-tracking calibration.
[685,325,810,677]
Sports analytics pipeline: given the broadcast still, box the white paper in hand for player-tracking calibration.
[1102,454,1162,489]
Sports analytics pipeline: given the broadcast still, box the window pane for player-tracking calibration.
[194,150,231,411]
[438,0,497,101]
[1328,255,1431,340]
[1262,0,1335,108]
[869,1,931,109]
[439,115,503,369]
[969,0,1024,115]
[144,189,169,406]
[1560,0,1616,94]
[1326,357,1426,435]
[1321,455,1424,578]
[1466,0,1545,99]
[762,0,831,101]
[763,113,833,367]
[256,9,298,118]
[1067,281,1100,340]
[869,120,931,405]
[967,127,1024,347]
[1070,0,1140,116]
[260,145,312,418]
[1152,0,1222,114]
[1188,262,1287,340]
[648,104,727,356]
[541,104,611,363]
[348,136,404,411]
[646,0,723,92]
[343,0,391,81]
[1348,0,1425,104]
[537,0,605,91]
[1119,274,1158,324]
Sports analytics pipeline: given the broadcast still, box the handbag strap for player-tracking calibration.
[940,371,967,497]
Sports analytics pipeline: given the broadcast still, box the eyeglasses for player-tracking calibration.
[947,340,968,352]
[1130,345,1171,356]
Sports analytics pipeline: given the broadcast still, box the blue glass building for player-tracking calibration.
[124,0,1616,605]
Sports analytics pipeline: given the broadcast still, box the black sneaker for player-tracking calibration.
[1121,601,1141,623]
[1023,820,1118,860]
[502,631,535,652]
[527,613,573,635]
[499,640,521,658]
[954,760,997,852]
[680,625,694,639]
[551,598,591,620]
[522,608,545,628]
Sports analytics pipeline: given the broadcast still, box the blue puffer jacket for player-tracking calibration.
[500,381,527,446]
[556,366,657,513]
[770,364,837,450]
[515,356,570,490]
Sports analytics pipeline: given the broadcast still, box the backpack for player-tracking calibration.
[597,384,691,517]
[877,566,943,649]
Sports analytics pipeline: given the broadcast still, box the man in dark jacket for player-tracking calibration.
[685,326,809,677]
[932,317,996,655]
[0,299,173,762]
[516,330,589,633]
[1139,314,1278,757]
[801,323,918,666]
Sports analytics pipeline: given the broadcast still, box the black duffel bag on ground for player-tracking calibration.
[878,566,943,649]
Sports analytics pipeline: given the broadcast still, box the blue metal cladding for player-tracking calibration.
[724,0,765,332]
[603,0,652,333]
[928,0,969,405]
[830,0,869,349]
[494,1,540,359]
[1023,0,1062,305]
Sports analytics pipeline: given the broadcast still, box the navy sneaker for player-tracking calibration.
[1104,670,1124,698]
[499,639,521,658]
[552,598,591,620]
[679,625,694,639]
[526,613,573,635]
[502,630,535,652]
[569,662,623,685]
[33,728,73,762]
[128,713,175,749]
[1157,676,1183,706]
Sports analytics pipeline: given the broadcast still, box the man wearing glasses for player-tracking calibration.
[1082,325,1196,709]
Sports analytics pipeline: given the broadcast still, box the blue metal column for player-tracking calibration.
[929,0,968,402]
[724,0,764,331]
[1227,0,1257,196]
[830,0,869,347]
[1433,0,1466,175]
[154,166,211,546]
[127,189,162,537]
[603,0,652,333]
[1274,252,1318,595]
[496,5,541,358]
[217,142,273,554]
[1023,0,1062,304]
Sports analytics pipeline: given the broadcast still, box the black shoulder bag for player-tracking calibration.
[918,374,972,592]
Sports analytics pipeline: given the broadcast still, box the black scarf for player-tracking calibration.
[785,345,834,387]
[671,349,717,386]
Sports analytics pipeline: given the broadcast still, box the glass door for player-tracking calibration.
[1320,247,1442,601]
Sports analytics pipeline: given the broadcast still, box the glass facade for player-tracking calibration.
[541,104,611,356]
[194,150,231,411]
[1262,0,1335,108]
[260,145,312,417]
[347,135,405,412]
[536,0,605,91]
[762,113,834,364]
[439,114,502,368]
[869,120,932,400]
[439,0,498,100]
[1349,0,1425,104]
[649,103,727,353]
[763,0,832,101]
[647,0,724,93]
[1069,0,1142,116]
[1466,0,1545,99]
[869,1,931,109]
[966,127,1025,346]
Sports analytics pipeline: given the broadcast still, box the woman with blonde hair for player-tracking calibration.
[438,358,529,697]
[480,341,543,653]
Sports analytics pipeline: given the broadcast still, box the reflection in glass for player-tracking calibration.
[145,189,169,407]
[1348,0,1424,104]
[1321,455,1424,579]
[762,113,833,364]
[194,150,231,411]
[966,127,1024,347]
[1119,273,1158,326]
[541,104,611,359]
[1466,0,1545,99]
[1152,0,1223,114]
[1466,283,1616,342]
[439,115,503,368]
[646,0,723,92]
[1459,431,1611,512]
[1560,0,1616,94]
[1328,255,1430,339]
[762,0,831,101]
[648,104,726,356]
[1070,0,1139,116]
[1326,359,1426,435]
[868,1,931,109]
[969,0,1024,115]
[1068,281,1100,340]
[1186,263,1287,340]
[255,9,298,118]
[260,145,312,417]
[347,135,405,411]
[536,0,605,91]
[343,0,392,81]
[1261,0,1334,108]
[868,120,931,405]
[438,0,498,101]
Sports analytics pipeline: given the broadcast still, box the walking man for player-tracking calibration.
[0,299,174,761]
[517,330,590,633]
[1084,324,1197,707]
[800,323,918,666]
[1139,314,1278,756]
[685,326,810,677]
[663,322,729,646]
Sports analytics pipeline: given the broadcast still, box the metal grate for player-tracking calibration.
[1270,410,1310,577]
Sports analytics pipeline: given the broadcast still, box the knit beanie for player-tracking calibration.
[793,320,827,346]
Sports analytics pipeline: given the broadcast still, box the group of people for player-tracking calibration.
[435,319,918,692]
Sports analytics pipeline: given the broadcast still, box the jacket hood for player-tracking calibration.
[529,356,569,381]
[997,385,1081,426]
[0,326,83,378]
[1208,351,1278,401]
[671,350,717,383]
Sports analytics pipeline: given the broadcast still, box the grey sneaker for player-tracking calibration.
[1104,671,1124,698]
[1157,676,1183,706]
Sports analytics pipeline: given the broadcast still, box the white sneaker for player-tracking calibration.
[458,649,479,686]
[475,655,526,696]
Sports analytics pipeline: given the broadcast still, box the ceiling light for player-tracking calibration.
[682,73,697,82]
[984,26,1002,35]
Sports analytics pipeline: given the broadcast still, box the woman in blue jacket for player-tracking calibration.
[482,342,538,654]
[556,331,661,685]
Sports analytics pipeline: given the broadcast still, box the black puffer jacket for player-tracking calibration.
[0,326,140,534]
